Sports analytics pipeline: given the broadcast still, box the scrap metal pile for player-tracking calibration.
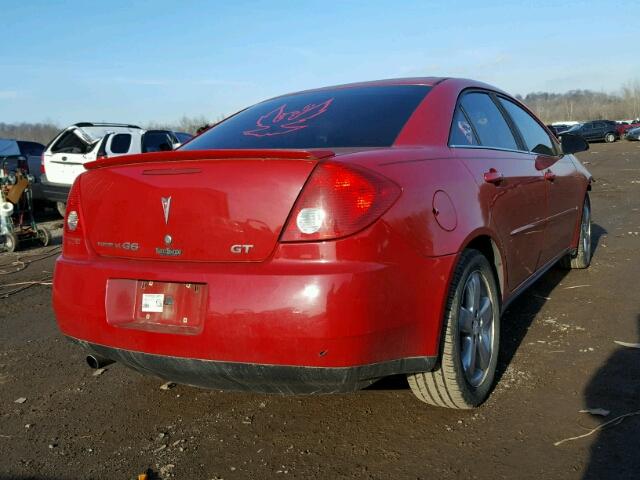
[0,154,50,252]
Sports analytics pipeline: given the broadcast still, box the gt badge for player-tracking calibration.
[231,244,254,254]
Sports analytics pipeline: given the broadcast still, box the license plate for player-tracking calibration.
[141,293,165,312]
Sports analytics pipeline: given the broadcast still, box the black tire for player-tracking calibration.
[3,232,18,253]
[561,194,592,269]
[408,249,500,409]
[56,202,66,218]
[604,132,616,143]
[36,227,51,247]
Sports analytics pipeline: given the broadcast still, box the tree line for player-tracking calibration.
[0,116,218,146]
[2,81,640,144]
[516,81,640,123]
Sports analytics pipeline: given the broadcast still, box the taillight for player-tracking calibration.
[62,178,89,258]
[40,153,46,174]
[280,163,401,242]
[65,181,82,235]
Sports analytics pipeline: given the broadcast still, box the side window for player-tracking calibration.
[142,132,173,153]
[460,92,518,150]
[110,134,132,154]
[449,107,479,146]
[498,98,557,156]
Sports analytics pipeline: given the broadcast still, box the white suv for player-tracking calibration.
[96,129,189,159]
[41,123,141,216]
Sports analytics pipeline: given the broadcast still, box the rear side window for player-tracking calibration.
[110,134,132,154]
[498,98,557,156]
[459,92,518,150]
[449,108,479,145]
[182,85,431,150]
[143,131,174,153]
[50,130,94,154]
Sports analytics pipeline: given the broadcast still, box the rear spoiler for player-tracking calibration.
[84,149,336,170]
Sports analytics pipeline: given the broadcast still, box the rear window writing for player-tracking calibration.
[182,85,430,150]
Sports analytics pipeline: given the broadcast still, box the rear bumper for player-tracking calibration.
[74,339,436,393]
[53,248,456,390]
[40,174,70,203]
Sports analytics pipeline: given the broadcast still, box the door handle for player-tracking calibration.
[544,169,556,181]
[483,168,504,184]
[61,156,67,161]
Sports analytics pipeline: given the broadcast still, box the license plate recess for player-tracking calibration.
[106,279,207,335]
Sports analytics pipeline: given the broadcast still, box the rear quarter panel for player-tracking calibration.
[337,147,488,259]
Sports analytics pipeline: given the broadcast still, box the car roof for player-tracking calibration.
[264,77,509,104]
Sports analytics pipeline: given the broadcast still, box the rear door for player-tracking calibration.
[582,123,596,141]
[451,91,547,292]
[101,132,142,158]
[497,97,581,266]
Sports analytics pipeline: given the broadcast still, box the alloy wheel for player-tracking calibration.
[458,271,496,387]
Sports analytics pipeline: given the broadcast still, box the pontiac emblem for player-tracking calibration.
[161,196,172,225]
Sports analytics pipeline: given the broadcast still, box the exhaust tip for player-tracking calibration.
[86,354,114,369]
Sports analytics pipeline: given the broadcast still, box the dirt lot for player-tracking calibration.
[1,142,639,480]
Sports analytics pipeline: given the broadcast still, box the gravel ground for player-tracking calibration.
[1,142,639,480]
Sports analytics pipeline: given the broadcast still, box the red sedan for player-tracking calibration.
[53,78,593,408]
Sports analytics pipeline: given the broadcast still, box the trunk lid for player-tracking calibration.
[79,149,333,262]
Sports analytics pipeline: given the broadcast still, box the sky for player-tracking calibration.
[1,0,639,126]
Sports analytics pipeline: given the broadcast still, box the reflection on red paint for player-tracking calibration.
[243,98,334,137]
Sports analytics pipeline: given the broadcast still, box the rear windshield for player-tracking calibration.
[50,130,96,154]
[182,85,430,150]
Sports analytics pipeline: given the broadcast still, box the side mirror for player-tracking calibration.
[561,133,589,155]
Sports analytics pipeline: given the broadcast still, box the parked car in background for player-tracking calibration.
[554,124,574,135]
[96,129,188,159]
[0,138,48,205]
[565,120,618,143]
[617,120,640,137]
[41,123,141,216]
[546,125,560,137]
[625,126,640,141]
[54,77,593,409]
[546,124,573,137]
[173,131,193,144]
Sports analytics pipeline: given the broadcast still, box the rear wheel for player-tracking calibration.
[408,249,500,409]
[604,132,616,143]
[36,227,51,247]
[3,232,18,253]
[561,195,591,269]
[56,202,66,218]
